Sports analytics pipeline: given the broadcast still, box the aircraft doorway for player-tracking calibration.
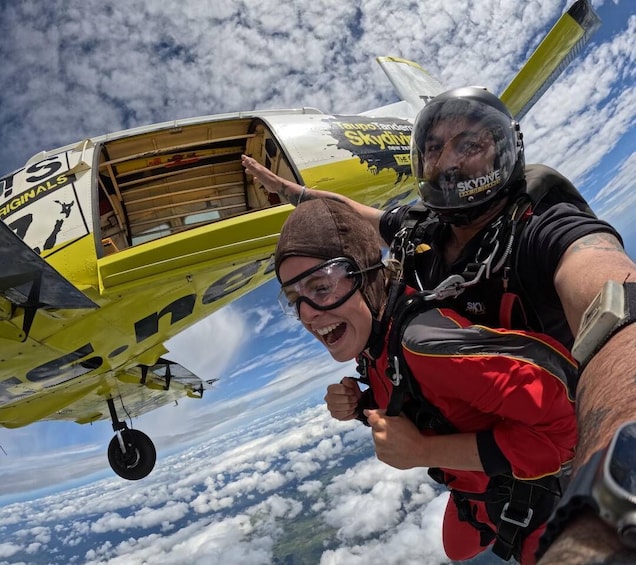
[95,116,298,257]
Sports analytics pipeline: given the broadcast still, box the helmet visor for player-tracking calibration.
[411,98,518,212]
[278,257,383,318]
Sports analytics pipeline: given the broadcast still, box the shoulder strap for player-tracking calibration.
[385,294,457,434]
[385,294,421,416]
[390,204,436,270]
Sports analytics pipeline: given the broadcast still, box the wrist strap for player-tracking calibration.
[580,282,636,370]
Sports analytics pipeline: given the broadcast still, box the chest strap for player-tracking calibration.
[392,195,534,330]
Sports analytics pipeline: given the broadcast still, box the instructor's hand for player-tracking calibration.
[241,154,285,195]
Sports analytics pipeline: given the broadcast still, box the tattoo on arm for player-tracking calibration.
[574,332,636,459]
[567,232,624,254]
[279,184,297,205]
[574,383,612,457]
[288,189,300,206]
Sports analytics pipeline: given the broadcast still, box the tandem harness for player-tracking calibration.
[374,291,562,561]
[355,166,591,560]
[390,164,597,333]
[390,192,534,333]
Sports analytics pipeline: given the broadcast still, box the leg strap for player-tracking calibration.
[452,475,561,562]
[490,476,560,561]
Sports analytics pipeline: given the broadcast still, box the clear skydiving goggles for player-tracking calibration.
[278,257,381,318]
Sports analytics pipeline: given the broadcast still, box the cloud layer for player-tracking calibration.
[0,403,478,564]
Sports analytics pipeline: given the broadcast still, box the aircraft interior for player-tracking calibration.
[96,118,297,256]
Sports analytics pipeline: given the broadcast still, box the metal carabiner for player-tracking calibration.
[425,274,467,300]
[388,226,415,283]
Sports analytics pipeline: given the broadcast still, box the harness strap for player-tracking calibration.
[451,491,497,547]
[493,479,538,560]
[384,294,457,434]
[399,194,537,329]
[451,474,561,561]
[385,294,421,418]
[499,290,529,330]
[385,389,406,418]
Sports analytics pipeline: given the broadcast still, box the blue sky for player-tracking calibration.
[0,0,634,562]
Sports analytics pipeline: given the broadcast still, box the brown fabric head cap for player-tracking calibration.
[274,199,385,316]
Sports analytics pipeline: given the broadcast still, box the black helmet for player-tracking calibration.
[410,87,525,224]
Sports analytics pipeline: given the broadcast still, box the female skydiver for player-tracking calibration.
[274,197,578,564]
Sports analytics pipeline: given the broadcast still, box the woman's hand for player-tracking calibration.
[324,377,362,421]
[364,409,427,469]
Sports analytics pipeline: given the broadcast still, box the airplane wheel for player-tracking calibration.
[107,429,156,480]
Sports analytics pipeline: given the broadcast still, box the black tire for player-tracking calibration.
[107,429,156,480]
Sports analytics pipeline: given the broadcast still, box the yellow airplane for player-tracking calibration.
[0,0,600,480]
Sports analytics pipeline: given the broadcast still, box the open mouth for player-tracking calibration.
[316,322,346,346]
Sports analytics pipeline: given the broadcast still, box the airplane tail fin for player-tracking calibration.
[361,56,446,118]
[500,0,601,120]
[367,1,600,122]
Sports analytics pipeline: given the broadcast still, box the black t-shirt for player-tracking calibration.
[380,202,621,348]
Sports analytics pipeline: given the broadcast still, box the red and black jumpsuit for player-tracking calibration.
[361,306,578,564]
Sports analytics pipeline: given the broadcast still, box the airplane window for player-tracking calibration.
[184,210,220,225]
[265,138,278,157]
[132,224,171,245]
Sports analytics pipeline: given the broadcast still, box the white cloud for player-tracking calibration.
[90,502,190,534]
[0,543,21,559]
[0,403,464,564]
[164,305,246,379]
[318,493,449,565]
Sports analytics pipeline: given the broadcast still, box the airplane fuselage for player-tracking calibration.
[0,109,418,428]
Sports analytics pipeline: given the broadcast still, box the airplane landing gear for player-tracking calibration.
[106,398,156,480]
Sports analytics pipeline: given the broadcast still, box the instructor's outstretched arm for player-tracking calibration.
[539,233,636,564]
[242,154,383,236]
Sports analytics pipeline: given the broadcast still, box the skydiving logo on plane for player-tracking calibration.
[0,173,75,220]
[327,117,413,179]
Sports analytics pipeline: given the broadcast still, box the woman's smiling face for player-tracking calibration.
[278,256,374,362]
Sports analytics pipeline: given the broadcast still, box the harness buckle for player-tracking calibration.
[390,227,409,262]
[500,503,533,528]
[389,355,402,386]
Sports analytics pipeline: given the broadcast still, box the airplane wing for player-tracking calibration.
[44,358,215,425]
[0,356,214,428]
[0,220,98,341]
[500,0,601,120]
